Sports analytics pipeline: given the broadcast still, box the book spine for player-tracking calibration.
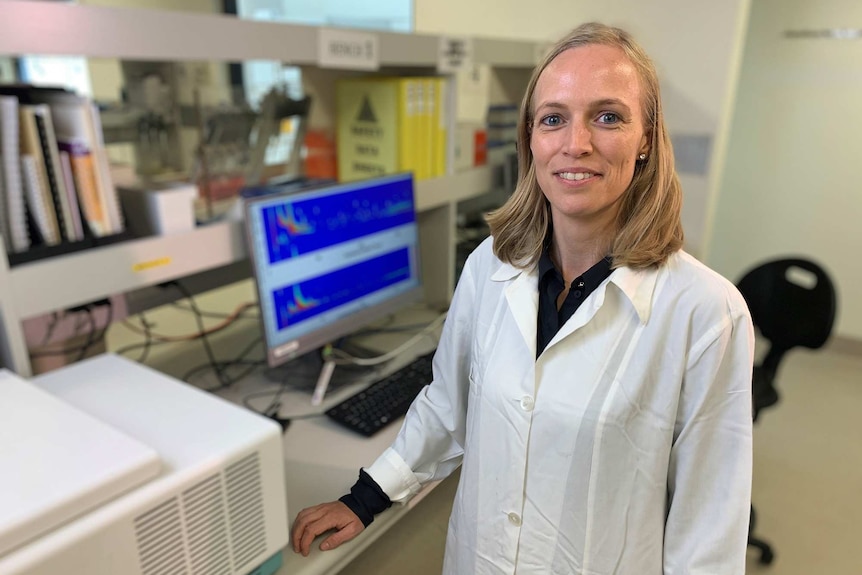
[435,77,449,177]
[414,80,427,181]
[397,79,416,179]
[20,154,60,246]
[19,107,60,244]
[421,78,434,181]
[0,97,28,252]
[58,150,84,240]
[58,140,108,237]
[32,108,73,242]
[88,103,124,234]
[0,142,7,250]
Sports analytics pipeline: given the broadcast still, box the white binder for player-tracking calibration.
[0,96,28,252]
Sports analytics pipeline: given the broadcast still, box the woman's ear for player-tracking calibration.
[638,129,651,157]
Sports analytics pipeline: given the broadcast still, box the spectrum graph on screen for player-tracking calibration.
[273,249,411,330]
[261,177,415,265]
[245,173,422,366]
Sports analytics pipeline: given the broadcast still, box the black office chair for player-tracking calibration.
[736,257,837,566]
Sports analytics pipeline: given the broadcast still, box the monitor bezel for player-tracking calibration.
[243,173,423,368]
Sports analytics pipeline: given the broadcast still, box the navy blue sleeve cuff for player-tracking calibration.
[339,469,393,527]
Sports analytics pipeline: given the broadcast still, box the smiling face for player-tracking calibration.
[530,44,648,233]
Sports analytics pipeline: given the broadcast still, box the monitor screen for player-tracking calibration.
[244,173,422,367]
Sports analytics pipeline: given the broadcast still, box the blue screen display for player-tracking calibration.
[260,176,416,264]
[245,174,421,362]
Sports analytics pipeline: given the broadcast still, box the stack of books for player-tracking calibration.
[335,77,448,183]
[0,85,125,262]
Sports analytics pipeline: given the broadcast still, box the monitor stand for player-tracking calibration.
[260,341,379,399]
[311,357,336,406]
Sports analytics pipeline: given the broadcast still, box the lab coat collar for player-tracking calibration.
[490,259,659,324]
[487,258,659,355]
[608,264,660,324]
[543,264,658,354]
[490,260,522,282]
[492,260,539,357]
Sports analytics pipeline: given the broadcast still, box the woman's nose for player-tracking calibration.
[563,121,593,157]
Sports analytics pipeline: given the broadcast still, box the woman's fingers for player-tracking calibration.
[319,519,364,551]
[291,503,328,553]
[291,501,365,556]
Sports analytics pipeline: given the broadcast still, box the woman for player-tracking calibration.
[293,22,754,574]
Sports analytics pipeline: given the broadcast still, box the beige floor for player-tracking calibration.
[746,344,862,574]
[343,344,862,575]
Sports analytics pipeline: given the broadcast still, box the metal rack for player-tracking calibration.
[0,1,529,375]
[0,2,539,67]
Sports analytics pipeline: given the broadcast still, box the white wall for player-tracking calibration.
[238,0,411,31]
[415,0,752,257]
[82,0,228,104]
[415,0,572,42]
[705,0,862,340]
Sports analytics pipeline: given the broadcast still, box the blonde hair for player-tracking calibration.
[486,22,683,269]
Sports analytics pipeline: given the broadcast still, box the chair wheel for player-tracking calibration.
[759,547,774,565]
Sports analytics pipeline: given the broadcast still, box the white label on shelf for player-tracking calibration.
[438,36,474,73]
[318,29,379,70]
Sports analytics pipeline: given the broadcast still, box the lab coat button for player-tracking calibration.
[520,396,534,411]
[508,512,522,526]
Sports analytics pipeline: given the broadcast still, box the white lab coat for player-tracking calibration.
[367,237,754,574]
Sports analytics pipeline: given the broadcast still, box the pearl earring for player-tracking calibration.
[639,153,646,160]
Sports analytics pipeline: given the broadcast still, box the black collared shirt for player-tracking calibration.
[537,249,613,358]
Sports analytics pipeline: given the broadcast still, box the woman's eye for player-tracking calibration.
[540,114,563,127]
[598,112,620,124]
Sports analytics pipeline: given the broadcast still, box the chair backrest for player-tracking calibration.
[736,258,837,358]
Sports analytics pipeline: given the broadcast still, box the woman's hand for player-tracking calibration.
[291,501,365,556]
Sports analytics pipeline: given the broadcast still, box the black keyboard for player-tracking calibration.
[326,352,434,436]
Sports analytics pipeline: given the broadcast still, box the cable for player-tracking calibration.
[115,294,256,377]
[219,335,266,385]
[77,300,113,362]
[329,312,447,367]
[350,321,441,337]
[165,281,231,388]
[29,301,113,359]
[72,310,87,338]
[241,376,326,423]
[39,312,61,346]
[251,371,294,432]
[185,360,265,390]
[74,306,97,362]
[261,372,289,416]
[136,312,155,363]
[114,339,173,358]
[348,313,396,337]
[220,359,266,386]
[236,313,446,428]
[239,345,347,424]
[119,301,257,342]
[170,300,260,320]
[181,334,264,385]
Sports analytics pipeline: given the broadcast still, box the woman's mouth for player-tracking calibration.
[556,171,599,182]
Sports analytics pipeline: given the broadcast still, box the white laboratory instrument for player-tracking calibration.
[0,354,289,575]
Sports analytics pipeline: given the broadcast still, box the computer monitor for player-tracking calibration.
[244,173,423,368]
